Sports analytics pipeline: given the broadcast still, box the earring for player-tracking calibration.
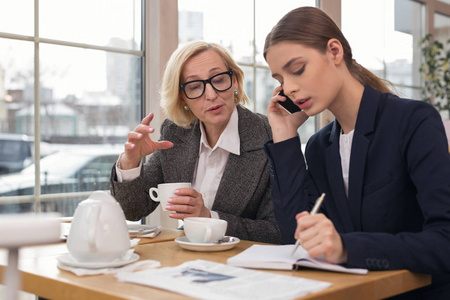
[184,105,190,111]
[234,89,238,102]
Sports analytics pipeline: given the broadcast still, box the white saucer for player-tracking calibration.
[175,236,240,252]
[57,253,140,269]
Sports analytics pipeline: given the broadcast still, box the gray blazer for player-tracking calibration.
[111,106,281,244]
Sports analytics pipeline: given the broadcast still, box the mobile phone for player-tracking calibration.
[278,90,301,113]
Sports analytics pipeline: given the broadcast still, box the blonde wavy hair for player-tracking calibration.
[160,41,250,128]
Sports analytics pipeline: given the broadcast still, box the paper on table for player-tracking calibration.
[116,259,331,300]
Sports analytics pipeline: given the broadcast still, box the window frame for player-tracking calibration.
[0,0,146,212]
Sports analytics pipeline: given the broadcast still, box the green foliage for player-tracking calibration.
[419,34,450,117]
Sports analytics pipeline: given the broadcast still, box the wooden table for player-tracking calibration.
[0,232,430,300]
[136,227,184,245]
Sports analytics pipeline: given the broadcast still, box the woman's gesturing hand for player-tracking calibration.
[165,188,211,219]
[120,113,174,170]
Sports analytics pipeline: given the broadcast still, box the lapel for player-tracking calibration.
[324,86,380,232]
[212,106,269,214]
[325,121,355,232]
[347,86,380,231]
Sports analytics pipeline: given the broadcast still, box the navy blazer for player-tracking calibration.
[264,85,450,298]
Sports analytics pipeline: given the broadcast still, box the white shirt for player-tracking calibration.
[115,106,240,219]
[339,129,354,198]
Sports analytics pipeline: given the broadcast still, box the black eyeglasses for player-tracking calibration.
[179,70,234,100]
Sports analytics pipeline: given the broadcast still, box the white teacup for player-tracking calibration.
[67,191,130,262]
[183,217,227,243]
[149,182,191,211]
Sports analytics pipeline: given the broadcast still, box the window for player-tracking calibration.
[435,12,450,49]
[342,0,425,100]
[178,0,318,143]
[2,0,449,217]
[0,0,143,215]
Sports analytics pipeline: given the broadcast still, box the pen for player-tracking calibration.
[291,193,326,256]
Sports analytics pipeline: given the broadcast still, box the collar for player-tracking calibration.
[329,84,381,143]
[199,106,240,155]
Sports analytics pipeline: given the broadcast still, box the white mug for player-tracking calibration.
[149,182,191,211]
[183,217,227,243]
[67,191,130,262]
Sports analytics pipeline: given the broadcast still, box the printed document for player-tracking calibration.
[116,259,331,300]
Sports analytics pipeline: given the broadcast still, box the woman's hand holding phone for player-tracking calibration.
[267,87,309,143]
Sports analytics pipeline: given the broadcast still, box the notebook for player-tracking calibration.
[227,244,368,275]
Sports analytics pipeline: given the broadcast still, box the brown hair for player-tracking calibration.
[263,6,393,94]
[161,41,249,128]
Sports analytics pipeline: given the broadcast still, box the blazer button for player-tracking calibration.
[376,260,384,269]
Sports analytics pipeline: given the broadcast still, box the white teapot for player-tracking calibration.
[67,191,130,262]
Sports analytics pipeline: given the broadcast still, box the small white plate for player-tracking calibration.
[175,236,240,252]
[57,253,140,269]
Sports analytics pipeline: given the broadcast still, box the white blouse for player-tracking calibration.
[339,129,354,198]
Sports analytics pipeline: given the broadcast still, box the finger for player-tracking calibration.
[298,226,320,249]
[141,112,154,125]
[135,124,154,134]
[306,230,336,258]
[299,213,326,229]
[267,96,284,112]
[302,217,336,253]
[294,212,309,239]
[295,214,322,239]
[124,142,136,150]
[127,131,143,141]
[167,196,195,206]
[295,211,309,220]
[156,141,174,150]
[294,221,306,239]
[271,86,283,97]
[173,188,196,197]
[168,212,189,219]
[270,93,285,104]
[305,241,325,258]
[166,204,196,214]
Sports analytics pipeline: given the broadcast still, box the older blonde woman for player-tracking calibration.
[110,41,281,244]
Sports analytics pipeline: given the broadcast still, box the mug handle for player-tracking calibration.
[149,187,159,202]
[87,203,101,252]
[204,226,212,243]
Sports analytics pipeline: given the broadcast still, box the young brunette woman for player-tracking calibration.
[263,6,450,299]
